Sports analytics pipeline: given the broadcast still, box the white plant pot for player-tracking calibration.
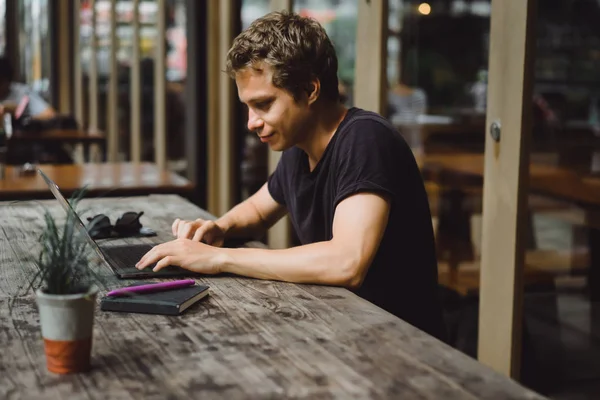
[35,286,98,374]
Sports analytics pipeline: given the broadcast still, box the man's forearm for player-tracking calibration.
[216,198,270,240]
[219,241,363,289]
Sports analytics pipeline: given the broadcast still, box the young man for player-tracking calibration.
[0,57,56,120]
[137,11,446,340]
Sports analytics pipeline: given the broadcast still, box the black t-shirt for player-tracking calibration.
[268,107,446,340]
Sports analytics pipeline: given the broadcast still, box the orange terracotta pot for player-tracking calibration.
[35,287,98,374]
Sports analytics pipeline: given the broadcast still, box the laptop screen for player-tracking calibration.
[37,168,109,265]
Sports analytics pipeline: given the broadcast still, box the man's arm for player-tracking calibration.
[221,192,390,288]
[139,192,391,290]
[217,182,287,240]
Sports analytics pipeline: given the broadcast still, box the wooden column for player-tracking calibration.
[207,1,236,216]
[73,0,83,126]
[353,0,387,115]
[184,0,208,207]
[207,0,220,215]
[56,0,72,114]
[107,0,119,161]
[269,1,293,13]
[72,0,84,163]
[5,0,19,81]
[267,0,293,249]
[217,0,235,215]
[154,0,167,170]
[89,0,99,132]
[130,0,142,162]
[478,0,537,379]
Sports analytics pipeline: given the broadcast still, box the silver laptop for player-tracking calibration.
[37,168,196,279]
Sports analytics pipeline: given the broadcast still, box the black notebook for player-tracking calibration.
[100,284,210,315]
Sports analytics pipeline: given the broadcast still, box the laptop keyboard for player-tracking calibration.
[101,244,185,274]
[101,244,155,269]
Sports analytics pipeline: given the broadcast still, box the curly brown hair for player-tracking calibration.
[226,11,340,102]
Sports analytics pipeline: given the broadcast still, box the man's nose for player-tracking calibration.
[247,108,264,132]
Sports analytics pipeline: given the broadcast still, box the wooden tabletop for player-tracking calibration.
[9,129,106,143]
[0,162,194,200]
[0,195,544,399]
[417,153,600,209]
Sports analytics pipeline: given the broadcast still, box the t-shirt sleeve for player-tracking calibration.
[267,155,286,206]
[333,119,399,208]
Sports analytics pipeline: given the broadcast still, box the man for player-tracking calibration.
[0,57,56,119]
[137,11,446,340]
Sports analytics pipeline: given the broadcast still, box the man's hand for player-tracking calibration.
[172,218,226,247]
[135,238,226,274]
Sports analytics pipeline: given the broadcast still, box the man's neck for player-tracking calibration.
[297,102,348,171]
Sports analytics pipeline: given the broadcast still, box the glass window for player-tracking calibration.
[241,0,270,29]
[17,0,51,101]
[294,0,358,106]
[78,0,188,168]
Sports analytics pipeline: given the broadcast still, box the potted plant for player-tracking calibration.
[28,189,102,374]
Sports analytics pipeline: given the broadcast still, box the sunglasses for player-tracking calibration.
[86,211,145,239]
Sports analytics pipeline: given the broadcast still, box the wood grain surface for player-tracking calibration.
[0,195,546,399]
[417,153,600,209]
[0,163,194,201]
[9,129,106,143]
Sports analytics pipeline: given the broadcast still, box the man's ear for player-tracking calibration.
[307,78,320,105]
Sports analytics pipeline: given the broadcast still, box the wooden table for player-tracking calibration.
[417,153,600,206]
[396,121,486,154]
[417,153,600,298]
[0,195,545,399]
[9,129,106,144]
[8,129,107,162]
[0,162,193,200]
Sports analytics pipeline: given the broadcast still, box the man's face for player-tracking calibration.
[235,64,312,152]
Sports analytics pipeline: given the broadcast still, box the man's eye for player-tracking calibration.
[255,101,271,110]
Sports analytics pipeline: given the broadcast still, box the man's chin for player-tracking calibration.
[268,142,289,152]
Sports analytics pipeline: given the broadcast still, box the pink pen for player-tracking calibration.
[106,279,196,297]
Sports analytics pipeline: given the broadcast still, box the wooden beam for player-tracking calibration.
[477,0,537,379]
[270,0,293,12]
[207,1,236,216]
[89,0,99,132]
[73,0,83,126]
[184,0,208,207]
[130,0,142,162]
[72,0,84,163]
[154,0,167,170]
[207,0,221,215]
[217,0,235,216]
[4,0,19,80]
[353,0,387,115]
[107,0,119,161]
[57,0,71,114]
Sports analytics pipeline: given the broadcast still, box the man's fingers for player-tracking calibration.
[192,225,208,242]
[153,256,174,272]
[179,223,195,239]
[136,245,165,269]
[204,230,217,245]
[212,236,225,248]
[172,219,181,236]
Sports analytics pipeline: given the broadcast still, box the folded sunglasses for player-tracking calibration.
[86,211,156,239]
